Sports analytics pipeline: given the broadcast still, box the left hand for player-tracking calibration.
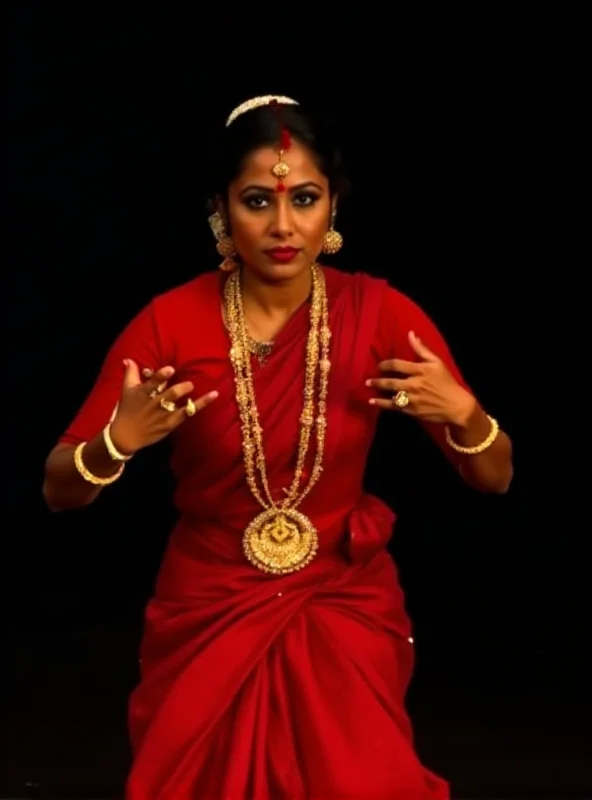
[367,331,476,425]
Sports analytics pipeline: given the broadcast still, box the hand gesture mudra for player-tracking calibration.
[109,360,218,456]
[367,331,475,425]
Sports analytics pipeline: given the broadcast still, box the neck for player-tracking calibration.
[241,266,313,318]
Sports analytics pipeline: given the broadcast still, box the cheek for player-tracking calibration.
[301,212,329,242]
[231,213,264,248]
[297,199,331,232]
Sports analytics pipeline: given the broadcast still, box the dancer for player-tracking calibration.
[43,94,513,799]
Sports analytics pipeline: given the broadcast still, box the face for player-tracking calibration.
[223,140,333,282]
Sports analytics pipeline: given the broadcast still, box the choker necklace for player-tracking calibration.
[247,337,274,365]
[221,305,274,366]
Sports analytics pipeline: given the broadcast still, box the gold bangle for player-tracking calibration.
[73,442,125,485]
[445,415,500,455]
[103,423,133,462]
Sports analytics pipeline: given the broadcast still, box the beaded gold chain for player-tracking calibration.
[224,263,331,574]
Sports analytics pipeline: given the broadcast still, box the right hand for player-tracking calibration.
[109,359,218,456]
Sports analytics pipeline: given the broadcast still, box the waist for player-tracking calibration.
[156,494,395,594]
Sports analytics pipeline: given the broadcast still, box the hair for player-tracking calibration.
[205,100,350,208]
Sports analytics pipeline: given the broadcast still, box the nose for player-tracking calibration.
[270,195,294,240]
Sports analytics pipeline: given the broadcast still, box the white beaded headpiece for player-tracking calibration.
[225,95,299,127]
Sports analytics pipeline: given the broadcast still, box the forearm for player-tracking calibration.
[448,401,513,494]
[42,430,122,512]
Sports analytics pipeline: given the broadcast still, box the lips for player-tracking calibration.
[264,247,301,263]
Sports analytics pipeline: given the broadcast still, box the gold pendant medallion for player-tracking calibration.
[243,508,319,575]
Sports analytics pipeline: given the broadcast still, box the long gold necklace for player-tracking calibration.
[224,263,331,575]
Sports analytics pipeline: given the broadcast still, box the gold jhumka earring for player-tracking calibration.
[321,209,343,254]
[208,211,237,272]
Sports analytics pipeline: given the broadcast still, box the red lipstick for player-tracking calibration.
[264,247,301,263]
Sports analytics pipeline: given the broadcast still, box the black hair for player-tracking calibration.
[205,100,350,207]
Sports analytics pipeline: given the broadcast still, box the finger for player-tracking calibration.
[143,366,175,394]
[109,402,119,423]
[190,390,219,412]
[122,359,142,389]
[165,391,219,427]
[408,330,439,362]
[369,397,414,412]
[366,378,410,393]
[378,359,423,375]
[142,368,166,395]
[160,380,195,404]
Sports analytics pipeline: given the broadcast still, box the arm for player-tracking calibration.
[372,287,513,494]
[445,393,513,494]
[43,438,123,512]
[43,301,165,512]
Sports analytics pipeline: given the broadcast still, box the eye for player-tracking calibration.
[293,192,320,207]
[244,195,270,209]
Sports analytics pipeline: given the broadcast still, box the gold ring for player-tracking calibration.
[393,390,410,408]
[149,382,166,398]
[159,398,176,413]
[185,398,196,417]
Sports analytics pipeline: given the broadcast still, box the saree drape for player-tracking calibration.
[61,267,468,799]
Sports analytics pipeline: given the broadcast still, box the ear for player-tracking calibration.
[330,194,339,224]
[213,194,227,221]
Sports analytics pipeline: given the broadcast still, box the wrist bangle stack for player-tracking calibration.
[73,442,125,485]
[103,423,133,462]
[445,415,499,455]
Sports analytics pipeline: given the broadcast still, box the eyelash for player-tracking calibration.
[244,192,320,210]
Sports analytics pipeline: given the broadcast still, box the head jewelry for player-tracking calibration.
[225,95,299,127]
[225,95,299,191]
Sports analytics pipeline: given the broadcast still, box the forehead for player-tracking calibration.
[234,141,327,188]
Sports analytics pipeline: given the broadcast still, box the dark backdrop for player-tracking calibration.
[3,7,579,800]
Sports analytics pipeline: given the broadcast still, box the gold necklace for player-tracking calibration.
[224,264,331,574]
[221,305,274,365]
[247,337,274,365]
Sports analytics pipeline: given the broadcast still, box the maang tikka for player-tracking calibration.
[269,99,291,192]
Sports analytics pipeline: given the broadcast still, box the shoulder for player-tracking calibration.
[378,283,443,342]
[379,284,431,324]
[324,266,432,322]
[149,271,221,329]
[322,266,429,316]
[374,283,461,368]
[322,265,389,313]
[134,271,224,365]
[322,264,386,291]
[152,271,220,313]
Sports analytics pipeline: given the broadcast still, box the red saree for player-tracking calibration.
[61,266,469,799]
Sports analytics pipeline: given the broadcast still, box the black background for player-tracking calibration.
[3,6,579,799]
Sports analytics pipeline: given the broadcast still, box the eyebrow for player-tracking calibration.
[239,181,324,196]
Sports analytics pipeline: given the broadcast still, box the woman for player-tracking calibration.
[43,94,513,799]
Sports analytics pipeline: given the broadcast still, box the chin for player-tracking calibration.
[251,257,312,283]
